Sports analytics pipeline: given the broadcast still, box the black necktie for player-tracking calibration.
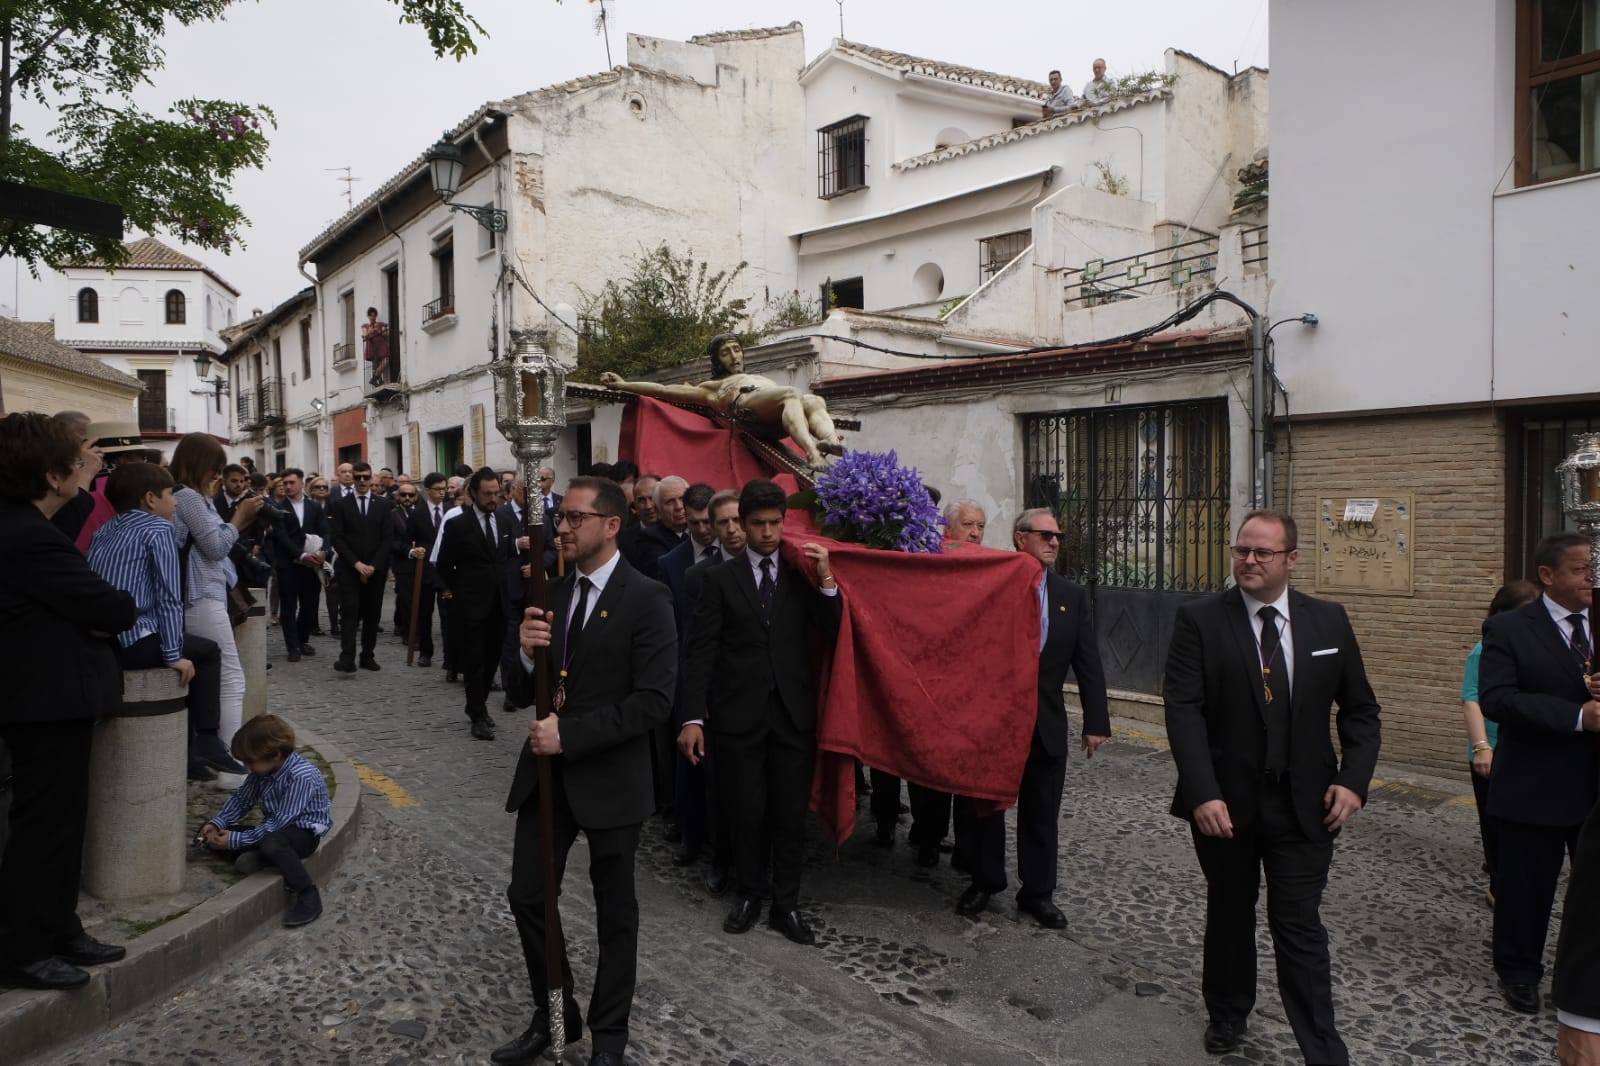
[433,505,441,529]
[758,557,775,620]
[567,577,593,662]
[358,495,367,517]
[702,545,717,561]
[1569,613,1592,668]
[1257,604,1291,774]
[481,511,496,551]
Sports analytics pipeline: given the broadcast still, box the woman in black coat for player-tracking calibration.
[0,412,138,990]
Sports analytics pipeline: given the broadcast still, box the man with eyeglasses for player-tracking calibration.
[326,461,395,673]
[390,481,421,642]
[435,468,508,740]
[1163,509,1381,1063]
[956,508,1110,929]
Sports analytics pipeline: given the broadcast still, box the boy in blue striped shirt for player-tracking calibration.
[201,714,333,927]
[87,463,241,784]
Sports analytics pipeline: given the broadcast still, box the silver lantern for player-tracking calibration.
[1557,431,1600,587]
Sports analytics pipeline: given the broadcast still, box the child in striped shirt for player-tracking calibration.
[201,715,333,927]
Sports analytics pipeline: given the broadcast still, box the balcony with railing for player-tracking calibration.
[257,377,284,424]
[332,341,356,372]
[235,388,259,431]
[422,296,455,326]
[1241,225,1268,276]
[1062,233,1219,309]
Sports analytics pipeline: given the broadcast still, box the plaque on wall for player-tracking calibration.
[1315,494,1414,596]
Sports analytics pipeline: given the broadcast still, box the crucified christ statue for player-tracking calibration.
[599,334,846,469]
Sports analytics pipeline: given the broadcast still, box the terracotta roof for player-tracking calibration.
[894,88,1170,172]
[65,236,242,296]
[18,320,55,338]
[828,40,1049,98]
[815,328,1248,401]
[0,316,143,389]
[59,337,223,354]
[688,22,801,44]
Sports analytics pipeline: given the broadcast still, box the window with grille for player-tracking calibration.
[818,116,868,199]
[979,230,1031,283]
[1022,400,1232,592]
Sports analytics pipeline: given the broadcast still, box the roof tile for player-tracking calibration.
[0,316,144,389]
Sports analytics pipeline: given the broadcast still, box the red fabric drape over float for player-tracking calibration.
[620,396,1042,845]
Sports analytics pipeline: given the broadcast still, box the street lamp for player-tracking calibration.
[190,350,226,409]
[488,330,567,1058]
[1557,432,1600,667]
[424,133,507,233]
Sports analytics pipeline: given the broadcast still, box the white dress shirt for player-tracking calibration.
[519,549,621,672]
[1241,586,1295,692]
[1542,593,1592,731]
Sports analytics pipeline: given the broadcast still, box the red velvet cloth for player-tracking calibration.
[617,396,801,494]
[780,528,1043,846]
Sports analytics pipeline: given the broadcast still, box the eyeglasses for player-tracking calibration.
[353,473,372,481]
[397,493,418,500]
[1022,529,1062,542]
[310,484,329,492]
[1230,545,1292,562]
[553,510,608,528]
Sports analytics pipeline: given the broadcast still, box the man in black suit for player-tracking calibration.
[1554,788,1600,1064]
[617,474,659,575]
[1481,530,1600,1014]
[389,480,420,640]
[435,468,506,741]
[494,476,675,1066]
[633,475,689,582]
[955,507,1111,927]
[403,473,448,668]
[268,469,329,663]
[496,475,533,709]
[1163,509,1381,1064]
[214,463,250,522]
[326,461,395,673]
[681,478,840,947]
[535,466,562,576]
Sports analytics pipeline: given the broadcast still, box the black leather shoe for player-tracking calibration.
[2,956,90,990]
[873,823,894,847]
[299,644,316,656]
[915,845,940,868]
[704,865,730,896]
[334,657,356,673]
[490,1009,583,1065]
[58,933,125,966]
[416,655,431,668]
[446,670,459,683]
[1203,1019,1246,1054]
[283,886,322,927]
[768,908,816,946]
[723,896,760,934]
[955,885,992,917]
[501,697,518,714]
[358,656,380,671]
[286,652,301,663]
[1018,896,1068,930]
[470,718,495,741]
[589,1052,625,1066]
[671,845,700,867]
[951,850,973,874]
[1500,981,1541,1014]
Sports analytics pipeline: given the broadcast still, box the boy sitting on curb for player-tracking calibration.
[201,715,333,927]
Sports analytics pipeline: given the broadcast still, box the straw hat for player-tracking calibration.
[87,420,159,457]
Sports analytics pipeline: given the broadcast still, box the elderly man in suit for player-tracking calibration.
[326,461,395,673]
[1480,530,1600,1015]
[681,478,840,947]
[435,468,507,741]
[492,476,675,1066]
[956,506,1110,927]
[1163,509,1381,1064]
[268,469,329,663]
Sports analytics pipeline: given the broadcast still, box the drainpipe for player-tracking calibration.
[1251,313,1268,510]
[297,258,325,471]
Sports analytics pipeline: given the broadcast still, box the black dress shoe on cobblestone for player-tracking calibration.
[1018,896,1068,929]
[915,845,940,867]
[417,655,431,668]
[955,885,991,917]
[334,657,356,673]
[589,1051,625,1066]
[873,823,894,847]
[704,866,730,896]
[768,908,815,946]
[470,717,495,741]
[1500,981,1541,1014]
[446,670,459,683]
[723,896,760,934]
[359,656,380,671]
[286,652,301,663]
[671,845,699,867]
[299,644,316,656]
[58,933,125,966]
[284,886,322,927]
[1203,1019,1246,1054]
[491,1008,582,1065]
[3,957,90,990]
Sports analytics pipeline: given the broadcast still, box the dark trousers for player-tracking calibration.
[715,695,814,912]
[910,783,974,862]
[970,731,1066,902]
[277,565,319,653]
[0,719,93,965]
[231,826,319,893]
[1191,782,1347,1066]
[1492,817,1582,984]
[1468,767,1499,895]
[409,582,437,659]
[336,564,386,662]
[869,769,902,830]
[506,782,641,1055]
[451,605,502,720]
[650,720,675,815]
[392,564,415,636]
[499,600,524,695]
[117,631,222,738]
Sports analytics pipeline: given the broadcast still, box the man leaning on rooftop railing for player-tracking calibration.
[1041,68,1076,118]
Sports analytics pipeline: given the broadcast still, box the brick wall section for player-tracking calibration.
[1275,408,1505,776]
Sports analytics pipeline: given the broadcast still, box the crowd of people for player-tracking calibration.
[1,405,1596,1066]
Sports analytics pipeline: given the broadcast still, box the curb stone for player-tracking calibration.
[0,721,361,1064]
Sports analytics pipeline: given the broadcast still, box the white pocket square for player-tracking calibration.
[1311,648,1339,657]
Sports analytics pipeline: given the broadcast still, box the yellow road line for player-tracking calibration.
[349,758,420,808]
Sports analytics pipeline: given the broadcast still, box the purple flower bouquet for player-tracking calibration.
[795,450,943,553]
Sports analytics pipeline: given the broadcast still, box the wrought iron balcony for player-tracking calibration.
[257,377,284,424]
[332,341,355,370]
[1062,234,1219,309]
[422,296,455,324]
[1241,225,1268,276]
[235,389,259,430]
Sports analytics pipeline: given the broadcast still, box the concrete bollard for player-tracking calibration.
[238,587,268,724]
[81,668,189,900]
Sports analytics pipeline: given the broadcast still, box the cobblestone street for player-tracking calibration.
[32,593,1569,1065]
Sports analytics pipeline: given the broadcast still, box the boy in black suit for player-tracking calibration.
[680,478,839,947]
[494,476,675,1066]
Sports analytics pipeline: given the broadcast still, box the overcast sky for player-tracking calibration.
[2,0,1268,320]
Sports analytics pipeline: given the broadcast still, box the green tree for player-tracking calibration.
[576,244,754,382]
[0,0,486,272]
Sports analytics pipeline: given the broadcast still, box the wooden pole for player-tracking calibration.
[405,543,425,667]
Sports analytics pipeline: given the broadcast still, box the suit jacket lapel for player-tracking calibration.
[1288,590,1315,719]
[1223,587,1269,723]
[1526,600,1578,672]
[569,563,626,675]
[734,551,764,621]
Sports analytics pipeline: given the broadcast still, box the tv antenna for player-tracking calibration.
[837,0,845,37]
[325,166,362,210]
[591,0,614,68]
